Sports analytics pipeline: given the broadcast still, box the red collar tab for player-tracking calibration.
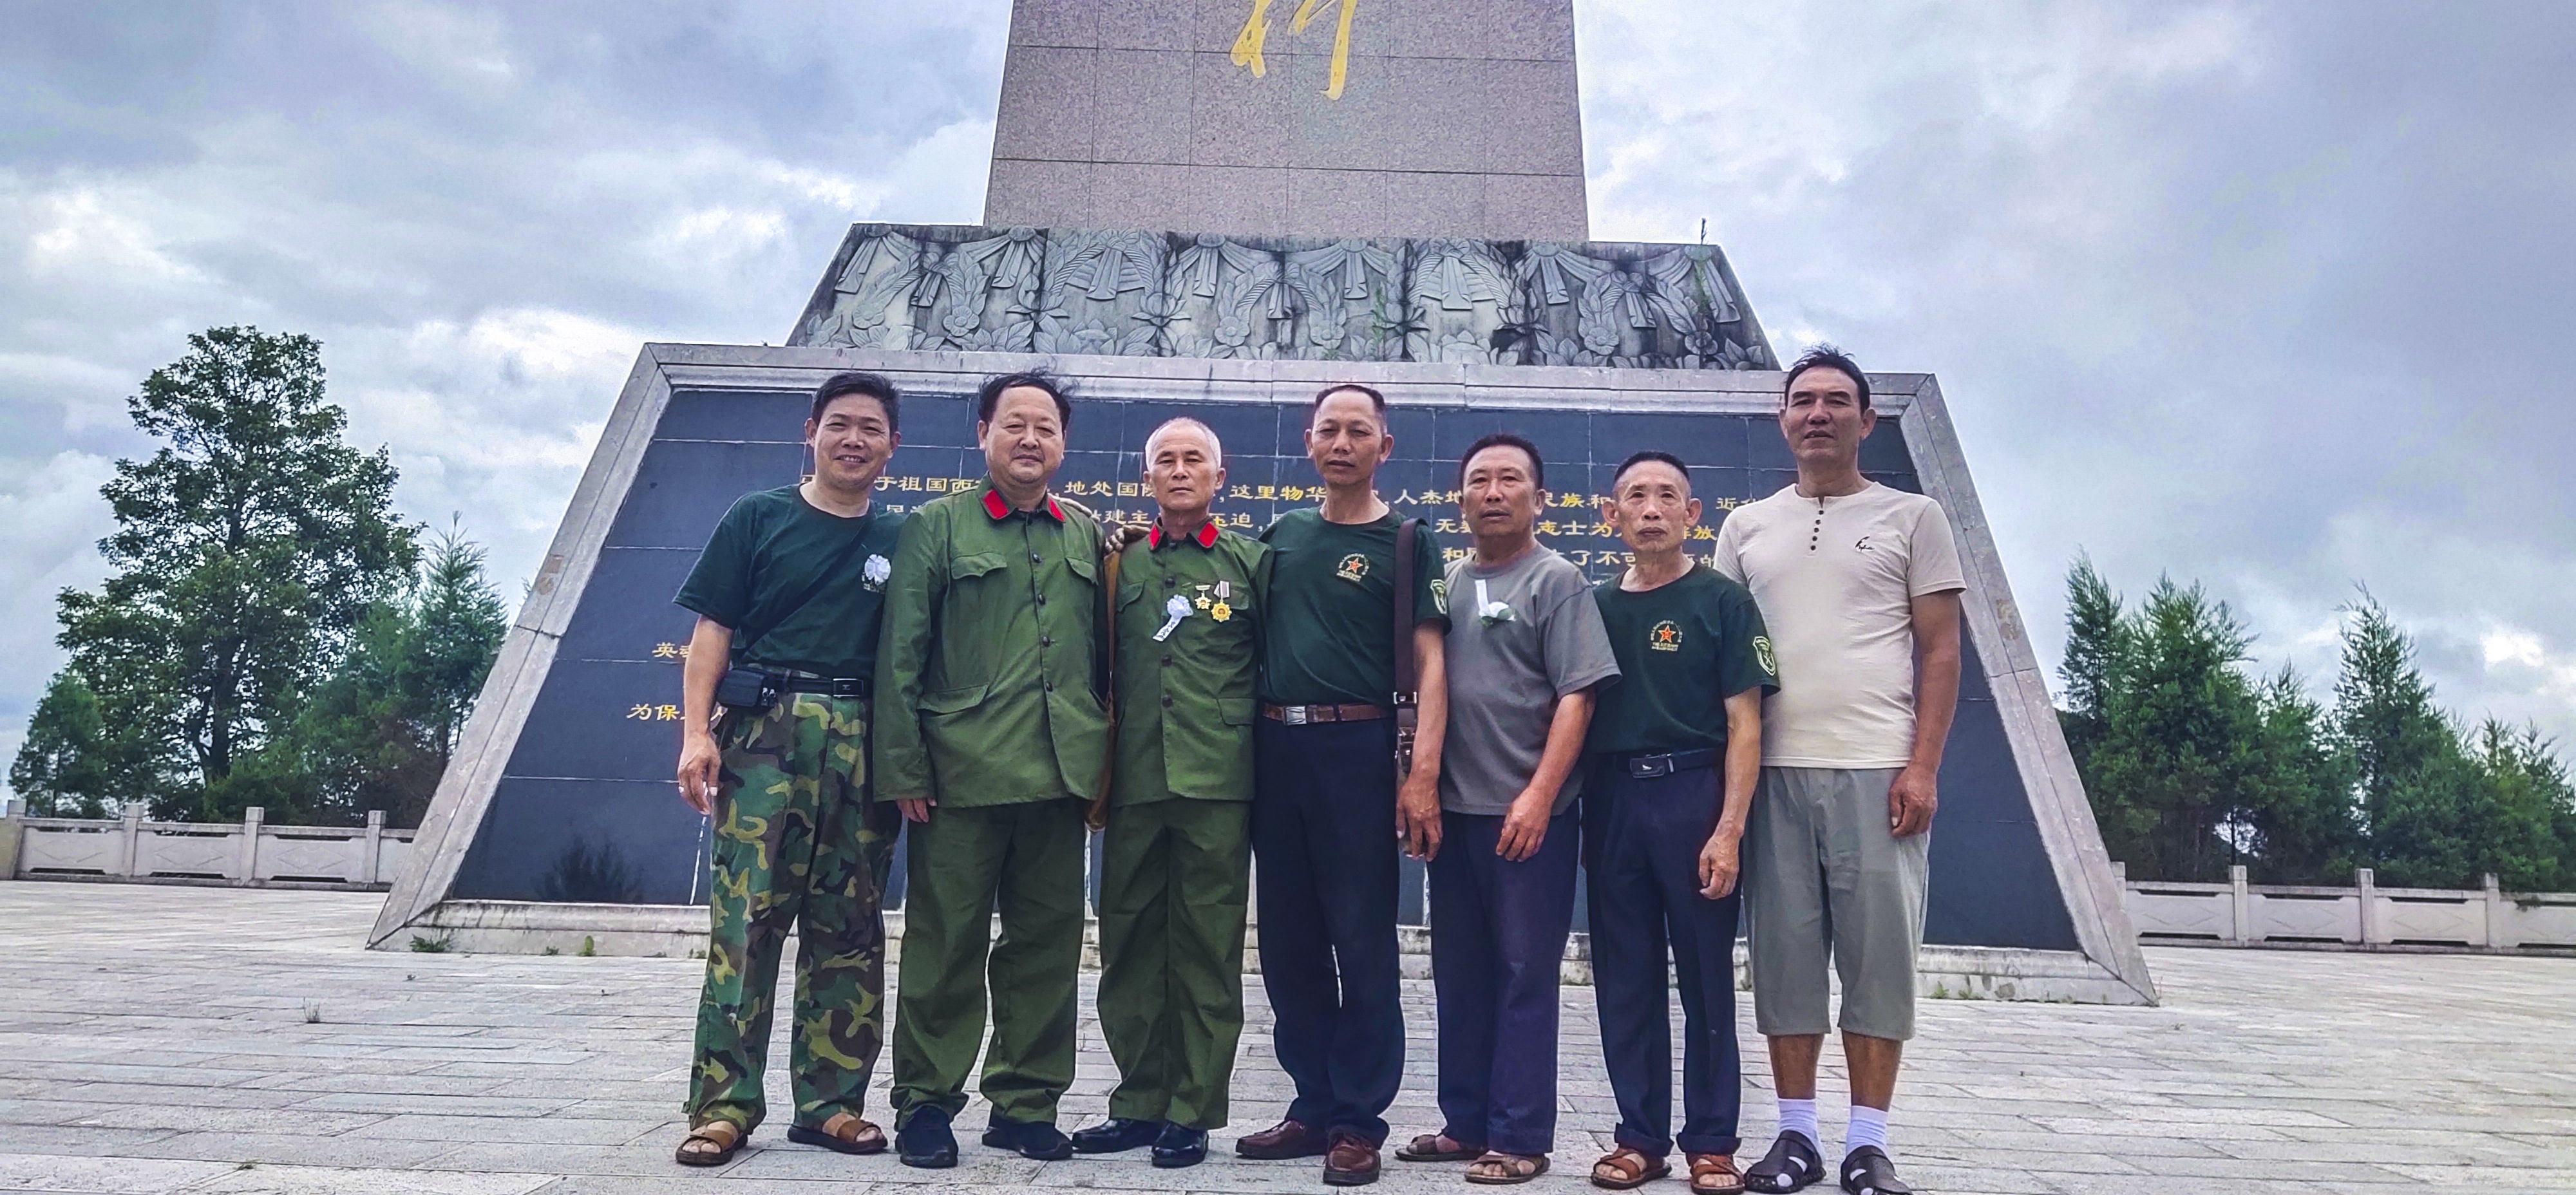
[1150,521,1220,549]
[982,485,1066,522]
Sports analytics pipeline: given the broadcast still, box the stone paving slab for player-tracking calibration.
[0,881,2570,1194]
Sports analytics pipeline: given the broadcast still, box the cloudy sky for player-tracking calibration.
[4,0,2572,773]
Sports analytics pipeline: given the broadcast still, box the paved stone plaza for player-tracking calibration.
[0,882,2568,1195]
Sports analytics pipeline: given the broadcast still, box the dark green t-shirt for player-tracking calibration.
[1586,563,1779,757]
[1258,507,1448,708]
[674,485,909,678]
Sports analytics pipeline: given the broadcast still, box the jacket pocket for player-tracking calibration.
[1220,697,1256,726]
[919,683,990,715]
[952,551,1008,581]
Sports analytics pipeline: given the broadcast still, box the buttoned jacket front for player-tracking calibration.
[1110,520,1270,806]
[873,479,1111,806]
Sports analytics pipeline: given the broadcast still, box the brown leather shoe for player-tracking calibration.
[1236,1118,1330,1160]
[1323,1129,1383,1186]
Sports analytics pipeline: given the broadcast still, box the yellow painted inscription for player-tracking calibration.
[1231,0,1363,99]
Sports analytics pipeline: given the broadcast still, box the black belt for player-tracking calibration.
[778,675,871,699]
[1609,748,1717,778]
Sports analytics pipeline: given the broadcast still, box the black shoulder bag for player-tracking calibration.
[712,525,876,713]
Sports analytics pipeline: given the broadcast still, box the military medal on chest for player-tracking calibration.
[1211,579,1233,623]
[1194,583,1212,610]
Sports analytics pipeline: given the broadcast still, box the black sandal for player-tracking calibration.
[1838,1146,1912,1195]
[1743,1133,1823,1193]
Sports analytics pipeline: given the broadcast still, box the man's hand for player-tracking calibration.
[898,797,937,824]
[1397,769,1443,861]
[1108,525,1148,552]
[1698,829,1742,898]
[1495,789,1553,861]
[1888,764,1938,838]
[677,729,721,816]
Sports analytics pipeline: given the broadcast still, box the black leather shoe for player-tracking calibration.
[1072,1117,1166,1155]
[897,1106,958,1169]
[983,1116,1075,1161]
[1151,1124,1209,1169]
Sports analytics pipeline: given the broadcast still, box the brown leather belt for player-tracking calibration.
[1261,702,1390,725]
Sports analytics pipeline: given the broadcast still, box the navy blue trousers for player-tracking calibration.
[1428,808,1579,1156]
[1583,763,1744,1156]
[1251,717,1404,1143]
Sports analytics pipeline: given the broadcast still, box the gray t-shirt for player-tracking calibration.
[1437,545,1621,815]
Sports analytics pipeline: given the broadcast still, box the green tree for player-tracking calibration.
[2458,720,2575,892]
[2083,578,2266,881]
[8,673,139,817]
[288,527,509,826]
[2056,554,2123,776]
[52,326,417,820]
[2331,595,2477,887]
[2238,668,2360,883]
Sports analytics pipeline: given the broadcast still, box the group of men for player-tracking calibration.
[666,345,1965,1195]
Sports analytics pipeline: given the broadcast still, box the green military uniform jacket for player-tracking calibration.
[873,479,1111,807]
[1111,520,1271,807]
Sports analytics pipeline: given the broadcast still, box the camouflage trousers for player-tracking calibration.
[687,692,901,1134]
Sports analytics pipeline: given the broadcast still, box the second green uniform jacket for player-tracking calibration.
[1111,520,1271,805]
[874,480,1112,806]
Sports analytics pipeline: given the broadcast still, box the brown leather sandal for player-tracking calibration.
[676,1120,744,1167]
[787,1111,887,1155]
[1688,1152,1746,1195]
[1592,1145,1671,1189]
[1396,1133,1484,1162]
[1466,1151,1551,1185]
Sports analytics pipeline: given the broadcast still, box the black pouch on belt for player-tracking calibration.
[714,667,779,712]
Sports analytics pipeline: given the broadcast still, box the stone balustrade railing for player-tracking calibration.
[0,800,412,890]
[2117,861,2576,953]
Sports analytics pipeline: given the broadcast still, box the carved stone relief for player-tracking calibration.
[791,225,1772,372]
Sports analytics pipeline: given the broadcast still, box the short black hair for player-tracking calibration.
[1457,431,1544,490]
[1611,450,1691,492]
[976,370,1072,427]
[811,371,900,430]
[1783,344,1870,409]
[1311,382,1387,421]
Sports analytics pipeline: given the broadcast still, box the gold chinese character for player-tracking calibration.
[1231,0,1363,99]
[1231,485,1254,500]
[900,476,922,491]
[925,477,949,493]
[1257,485,1276,500]
[626,704,653,720]
[1539,521,1560,536]
[658,704,682,720]
[652,643,679,659]
[1117,482,1141,497]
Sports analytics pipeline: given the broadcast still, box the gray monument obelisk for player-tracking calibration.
[985,0,1587,240]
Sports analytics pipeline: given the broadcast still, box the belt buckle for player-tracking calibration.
[1282,705,1310,726]
[831,678,864,699]
[1630,754,1674,779]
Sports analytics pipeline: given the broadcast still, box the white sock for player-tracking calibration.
[1845,1104,1889,1155]
[1777,1097,1819,1149]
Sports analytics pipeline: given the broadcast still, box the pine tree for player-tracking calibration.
[52,326,417,820]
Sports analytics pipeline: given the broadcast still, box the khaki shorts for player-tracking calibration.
[1744,766,1929,1041]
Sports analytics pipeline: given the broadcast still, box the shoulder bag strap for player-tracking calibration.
[1392,517,1421,701]
[736,517,875,662]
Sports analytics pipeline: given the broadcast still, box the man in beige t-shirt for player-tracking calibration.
[1712,346,1962,1195]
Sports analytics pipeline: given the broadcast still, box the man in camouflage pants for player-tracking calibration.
[670,372,911,1165]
